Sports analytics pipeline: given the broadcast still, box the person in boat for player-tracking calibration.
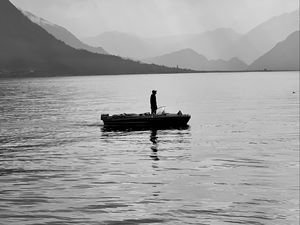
[150,90,158,114]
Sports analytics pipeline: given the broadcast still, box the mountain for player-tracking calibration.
[146,28,242,60]
[150,11,299,63]
[22,10,108,55]
[83,31,155,59]
[86,10,299,63]
[172,28,241,60]
[83,28,241,60]
[249,31,299,71]
[223,10,299,63]
[0,0,189,77]
[144,49,208,70]
[144,48,248,71]
[209,58,248,71]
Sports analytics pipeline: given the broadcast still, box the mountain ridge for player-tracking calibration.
[83,28,242,60]
[144,48,248,71]
[249,31,299,71]
[223,10,299,63]
[0,0,191,77]
[21,10,108,55]
[82,9,299,63]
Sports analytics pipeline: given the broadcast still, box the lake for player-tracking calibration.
[0,72,299,225]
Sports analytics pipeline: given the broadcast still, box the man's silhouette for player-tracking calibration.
[150,90,157,114]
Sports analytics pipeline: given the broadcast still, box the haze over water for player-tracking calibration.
[0,72,299,224]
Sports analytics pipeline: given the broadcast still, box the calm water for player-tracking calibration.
[0,72,299,225]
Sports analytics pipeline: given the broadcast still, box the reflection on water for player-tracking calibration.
[0,72,299,225]
[150,129,159,161]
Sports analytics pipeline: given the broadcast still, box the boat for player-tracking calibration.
[101,111,191,130]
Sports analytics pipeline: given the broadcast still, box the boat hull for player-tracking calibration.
[101,113,191,130]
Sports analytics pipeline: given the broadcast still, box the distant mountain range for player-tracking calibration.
[83,28,241,60]
[249,31,299,71]
[83,10,299,67]
[144,49,248,71]
[145,28,243,61]
[0,0,189,77]
[144,30,299,71]
[1,0,298,76]
[21,10,108,55]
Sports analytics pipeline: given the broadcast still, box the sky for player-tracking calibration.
[10,0,300,38]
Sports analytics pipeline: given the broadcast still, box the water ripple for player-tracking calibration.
[0,73,298,225]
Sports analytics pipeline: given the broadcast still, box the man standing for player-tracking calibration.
[150,90,157,114]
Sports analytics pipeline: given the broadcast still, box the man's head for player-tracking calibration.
[152,90,157,94]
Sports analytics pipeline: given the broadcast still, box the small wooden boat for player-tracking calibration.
[101,111,191,130]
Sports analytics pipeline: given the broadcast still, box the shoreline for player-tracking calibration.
[0,69,299,79]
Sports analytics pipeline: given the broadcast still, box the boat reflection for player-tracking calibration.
[150,129,159,161]
[100,126,191,161]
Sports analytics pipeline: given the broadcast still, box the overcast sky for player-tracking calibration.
[10,0,299,38]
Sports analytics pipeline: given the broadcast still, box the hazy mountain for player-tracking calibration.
[144,49,208,70]
[156,11,299,63]
[179,28,241,59]
[83,31,156,59]
[147,28,242,60]
[22,10,108,55]
[144,48,248,71]
[92,10,299,63]
[223,10,299,63]
[249,31,299,71]
[83,28,241,60]
[210,58,248,71]
[146,10,298,63]
[0,0,189,77]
